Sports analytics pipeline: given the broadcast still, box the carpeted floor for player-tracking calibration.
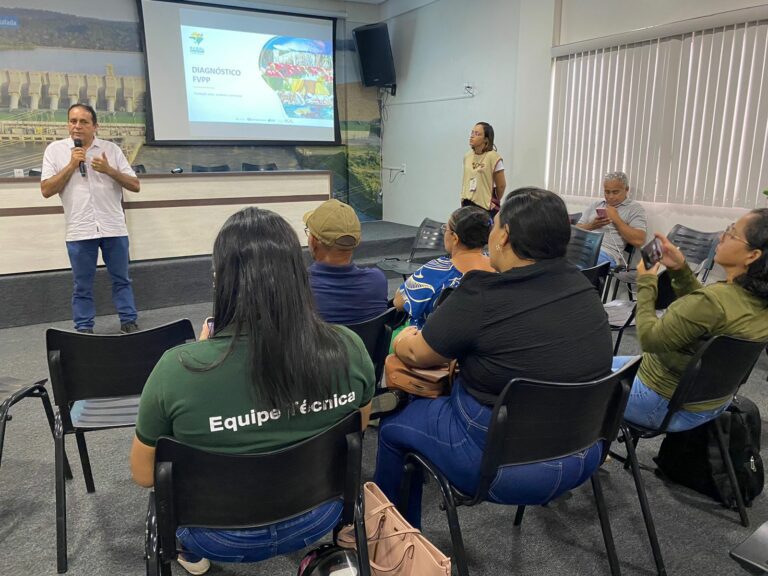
[1,293,765,575]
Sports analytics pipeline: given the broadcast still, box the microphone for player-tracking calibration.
[74,138,86,177]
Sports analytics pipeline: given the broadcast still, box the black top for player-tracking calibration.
[421,258,613,404]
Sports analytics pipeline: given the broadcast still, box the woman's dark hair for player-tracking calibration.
[475,121,495,153]
[68,103,97,124]
[735,208,768,300]
[450,205,492,249]
[184,207,349,408]
[498,187,571,260]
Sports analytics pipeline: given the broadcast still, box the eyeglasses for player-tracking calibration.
[470,131,483,137]
[722,223,752,247]
[440,223,454,234]
[304,226,310,237]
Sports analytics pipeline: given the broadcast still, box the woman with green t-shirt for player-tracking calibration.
[130,207,375,575]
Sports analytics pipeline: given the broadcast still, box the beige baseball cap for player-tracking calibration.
[303,199,361,248]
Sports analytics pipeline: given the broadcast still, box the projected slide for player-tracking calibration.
[139,0,338,144]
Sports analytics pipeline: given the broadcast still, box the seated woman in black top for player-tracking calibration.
[374,188,613,527]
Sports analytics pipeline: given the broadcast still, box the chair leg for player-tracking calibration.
[433,476,469,576]
[55,413,68,573]
[621,426,666,576]
[712,418,750,527]
[37,390,73,479]
[0,402,9,469]
[354,493,371,576]
[591,473,621,576]
[75,432,95,493]
[623,435,639,471]
[513,505,526,527]
[613,328,625,356]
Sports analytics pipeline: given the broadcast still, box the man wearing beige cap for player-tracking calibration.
[304,199,388,324]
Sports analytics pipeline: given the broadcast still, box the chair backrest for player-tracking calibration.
[566,226,604,269]
[473,356,642,502]
[581,261,611,294]
[667,224,721,276]
[344,308,397,384]
[655,269,677,309]
[28,168,42,176]
[191,164,230,172]
[154,411,361,542]
[434,286,455,309]
[242,162,278,171]
[132,163,147,174]
[46,320,196,413]
[408,218,445,261]
[661,336,768,431]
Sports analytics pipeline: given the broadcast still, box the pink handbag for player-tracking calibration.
[338,482,451,576]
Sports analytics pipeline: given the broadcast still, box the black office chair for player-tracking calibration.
[47,319,196,573]
[377,218,445,280]
[397,357,642,576]
[28,168,42,176]
[605,225,720,302]
[615,335,768,576]
[242,162,278,171]
[344,307,398,386]
[0,376,61,473]
[603,243,637,301]
[146,411,370,576]
[132,164,147,174]
[606,269,677,355]
[566,226,604,269]
[191,164,230,172]
[580,261,611,295]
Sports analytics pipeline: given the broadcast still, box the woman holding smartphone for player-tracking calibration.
[460,122,506,216]
[614,209,768,432]
[130,207,374,575]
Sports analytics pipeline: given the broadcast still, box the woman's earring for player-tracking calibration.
[495,244,502,253]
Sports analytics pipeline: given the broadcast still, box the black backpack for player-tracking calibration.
[654,395,764,508]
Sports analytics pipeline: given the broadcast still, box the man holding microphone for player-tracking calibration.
[41,103,141,333]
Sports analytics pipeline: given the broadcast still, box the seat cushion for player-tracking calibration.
[70,396,140,428]
[377,259,420,276]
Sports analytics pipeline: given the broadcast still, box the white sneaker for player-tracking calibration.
[177,556,211,575]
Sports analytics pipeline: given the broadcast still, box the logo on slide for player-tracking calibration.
[188,31,205,55]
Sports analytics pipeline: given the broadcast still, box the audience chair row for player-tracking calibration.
[3,313,765,574]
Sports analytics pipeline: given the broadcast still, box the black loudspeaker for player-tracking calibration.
[353,22,396,93]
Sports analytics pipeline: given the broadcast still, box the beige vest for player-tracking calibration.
[461,149,502,210]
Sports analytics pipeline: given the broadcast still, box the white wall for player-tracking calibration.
[381,0,555,225]
[559,0,768,45]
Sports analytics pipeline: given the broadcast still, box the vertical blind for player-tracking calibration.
[547,20,768,208]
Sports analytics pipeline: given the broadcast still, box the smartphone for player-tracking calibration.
[641,238,663,269]
[595,207,607,218]
[206,318,215,337]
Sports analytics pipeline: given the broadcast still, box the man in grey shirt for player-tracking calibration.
[577,171,647,267]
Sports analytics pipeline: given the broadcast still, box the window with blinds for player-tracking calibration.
[547,20,768,208]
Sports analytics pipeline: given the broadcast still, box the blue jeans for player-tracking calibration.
[177,499,342,563]
[598,250,617,267]
[65,236,137,330]
[613,356,729,432]
[374,381,603,528]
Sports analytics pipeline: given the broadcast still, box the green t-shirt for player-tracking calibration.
[135,325,375,453]
[636,266,768,411]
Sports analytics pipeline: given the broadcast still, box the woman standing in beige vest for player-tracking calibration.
[460,122,506,215]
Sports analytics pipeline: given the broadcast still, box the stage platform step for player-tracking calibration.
[0,221,445,329]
